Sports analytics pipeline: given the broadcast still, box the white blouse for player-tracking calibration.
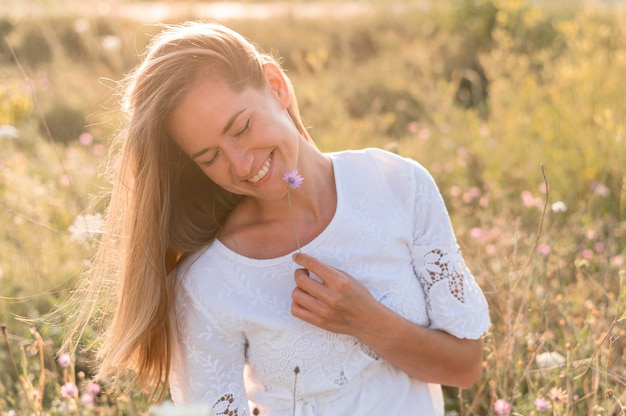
[170,148,490,416]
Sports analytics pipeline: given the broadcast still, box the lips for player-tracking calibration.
[247,152,273,183]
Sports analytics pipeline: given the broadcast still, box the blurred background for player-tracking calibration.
[0,0,625,414]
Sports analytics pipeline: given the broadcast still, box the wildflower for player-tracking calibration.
[418,127,431,140]
[551,201,567,212]
[57,352,71,368]
[493,398,512,415]
[537,243,551,256]
[470,227,484,241]
[591,182,610,197]
[101,35,122,52]
[522,190,538,207]
[85,381,101,396]
[536,351,565,368]
[283,169,304,189]
[69,213,104,243]
[283,169,304,252]
[534,397,551,412]
[462,187,481,203]
[548,386,568,404]
[78,132,93,146]
[0,125,19,140]
[407,121,419,133]
[81,393,94,405]
[61,382,78,399]
[582,249,594,260]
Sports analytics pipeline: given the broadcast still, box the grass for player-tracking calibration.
[0,0,625,414]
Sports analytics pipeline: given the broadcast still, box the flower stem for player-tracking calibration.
[287,188,302,253]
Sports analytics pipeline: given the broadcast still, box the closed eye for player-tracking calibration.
[201,151,220,166]
[234,118,251,137]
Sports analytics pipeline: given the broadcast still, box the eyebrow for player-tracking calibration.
[190,108,246,160]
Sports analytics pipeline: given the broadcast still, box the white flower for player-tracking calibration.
[68,213,104,243]
[0,125,19,140]
[551,201,567,213]
[536,351,565,368]
[149,401,213,416]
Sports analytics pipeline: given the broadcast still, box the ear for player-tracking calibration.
[263,63,291,110]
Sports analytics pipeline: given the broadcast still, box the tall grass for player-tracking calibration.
[0,0,624,414]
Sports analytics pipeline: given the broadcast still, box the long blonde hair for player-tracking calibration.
[62,21,311,398]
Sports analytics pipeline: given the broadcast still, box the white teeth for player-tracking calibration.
[248,154,272,183]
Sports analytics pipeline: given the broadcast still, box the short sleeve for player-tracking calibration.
[170,277,250,415]
[408,162,490,339]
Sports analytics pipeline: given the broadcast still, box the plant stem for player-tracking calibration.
[287,188,302,253]
[2,324,39,415]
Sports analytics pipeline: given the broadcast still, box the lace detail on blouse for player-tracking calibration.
[249,326,379,392]
[214,394,244,416]
[415,248,465,307]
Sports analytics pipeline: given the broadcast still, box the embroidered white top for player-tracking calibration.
[170,148,491,416]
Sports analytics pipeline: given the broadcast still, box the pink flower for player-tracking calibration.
[591,182,610,197]
[283,169,304,189]
[81,393,95,405]
[463,187,481,203]
[470,227,484,241]
[493,399,512,415]
[534,397,552,412]
[57,352,71,368]
[538,243,551,256]
[78,132,93,146]
[61,382,78,398]
[522,190,536,207]
[86,381,101,396]
[450,186,462,198]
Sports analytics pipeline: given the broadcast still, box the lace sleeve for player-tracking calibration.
[409,165,490,340]
[170,282,250,416]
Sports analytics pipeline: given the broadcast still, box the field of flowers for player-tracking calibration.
[0,0,625,414]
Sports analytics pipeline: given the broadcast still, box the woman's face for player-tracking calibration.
[165,65,300,200]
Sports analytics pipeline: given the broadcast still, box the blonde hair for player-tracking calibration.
[62,22,311,398]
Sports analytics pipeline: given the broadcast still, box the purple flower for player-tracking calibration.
[283,169,304,189]
[493,399,512,415]
[57,352,71,368]
[61,382,78,399]
[86,381,101,396]
[534,397,552,412]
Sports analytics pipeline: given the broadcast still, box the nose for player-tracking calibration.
[223,141,254,178]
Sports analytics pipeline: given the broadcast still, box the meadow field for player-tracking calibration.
[0,0,625,414]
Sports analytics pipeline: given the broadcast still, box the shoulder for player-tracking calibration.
[330,148,435,190]
[173,243,221,293]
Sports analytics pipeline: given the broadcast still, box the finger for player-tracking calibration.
[294,268,336,306]
[292,253,337,284]
[291,286,328,321]
[290,298,323,327]
[294,267,321,290]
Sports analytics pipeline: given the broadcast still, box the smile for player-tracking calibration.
[247,153,273,183]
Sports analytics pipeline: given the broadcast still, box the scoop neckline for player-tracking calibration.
[213,153,342,266]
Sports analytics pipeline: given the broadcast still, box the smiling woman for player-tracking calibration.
[61,21,490,416]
